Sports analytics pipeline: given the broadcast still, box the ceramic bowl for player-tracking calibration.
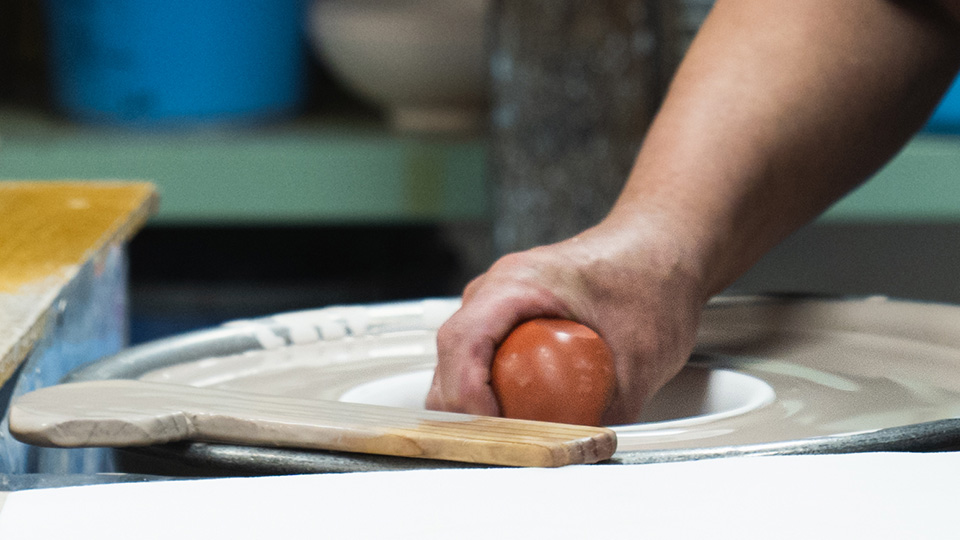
[308,0,489,133]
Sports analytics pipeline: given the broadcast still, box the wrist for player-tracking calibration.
[608,175,768,298]
[571,209,715,307]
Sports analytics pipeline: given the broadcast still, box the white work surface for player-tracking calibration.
[1,452,957,539]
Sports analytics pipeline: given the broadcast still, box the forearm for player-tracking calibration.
[609,0,960,297]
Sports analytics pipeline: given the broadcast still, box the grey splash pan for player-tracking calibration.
[63,295,960,475]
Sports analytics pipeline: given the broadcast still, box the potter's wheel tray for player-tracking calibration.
[65,295,960,474]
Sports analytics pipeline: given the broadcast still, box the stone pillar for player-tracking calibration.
[489,0,677,255]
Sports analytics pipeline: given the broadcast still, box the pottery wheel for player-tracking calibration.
[65,295,960,473]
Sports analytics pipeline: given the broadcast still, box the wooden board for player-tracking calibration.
[0,181,158,387]
[9,380,618,468]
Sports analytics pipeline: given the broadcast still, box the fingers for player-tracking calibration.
[426,227,706,425]
[425,254,573,416]
[425,310,501,416]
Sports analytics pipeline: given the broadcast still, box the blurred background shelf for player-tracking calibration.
[824,134,960,223]
[0,107,489,225]
[3,105,959,225]
[2,97,959,210]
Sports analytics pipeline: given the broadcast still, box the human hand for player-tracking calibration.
[425,214,709,424]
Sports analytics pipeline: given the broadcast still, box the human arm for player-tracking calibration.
[426,0,960,423]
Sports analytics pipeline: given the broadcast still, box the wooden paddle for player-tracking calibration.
[9,380,617,468]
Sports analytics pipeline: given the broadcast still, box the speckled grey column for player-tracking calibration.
[489,0,678,255]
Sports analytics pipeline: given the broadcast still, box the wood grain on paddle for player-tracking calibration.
[10,380,618,468]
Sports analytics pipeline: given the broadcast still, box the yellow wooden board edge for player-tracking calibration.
[0,180,158,387]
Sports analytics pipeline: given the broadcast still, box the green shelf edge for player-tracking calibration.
[0,108,490,225]
[2,108,959,224]
[821,135,960,223]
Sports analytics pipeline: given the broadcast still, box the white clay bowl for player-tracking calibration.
[308,0,490,133]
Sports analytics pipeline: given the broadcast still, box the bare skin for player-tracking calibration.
[426,0,960,424]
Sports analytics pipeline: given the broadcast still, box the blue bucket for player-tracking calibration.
[45,0,307,127]
[925,74,960,134]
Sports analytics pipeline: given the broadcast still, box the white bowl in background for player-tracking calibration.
[309,0,490,133]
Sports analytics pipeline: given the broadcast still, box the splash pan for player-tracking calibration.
[63,296,960,473]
